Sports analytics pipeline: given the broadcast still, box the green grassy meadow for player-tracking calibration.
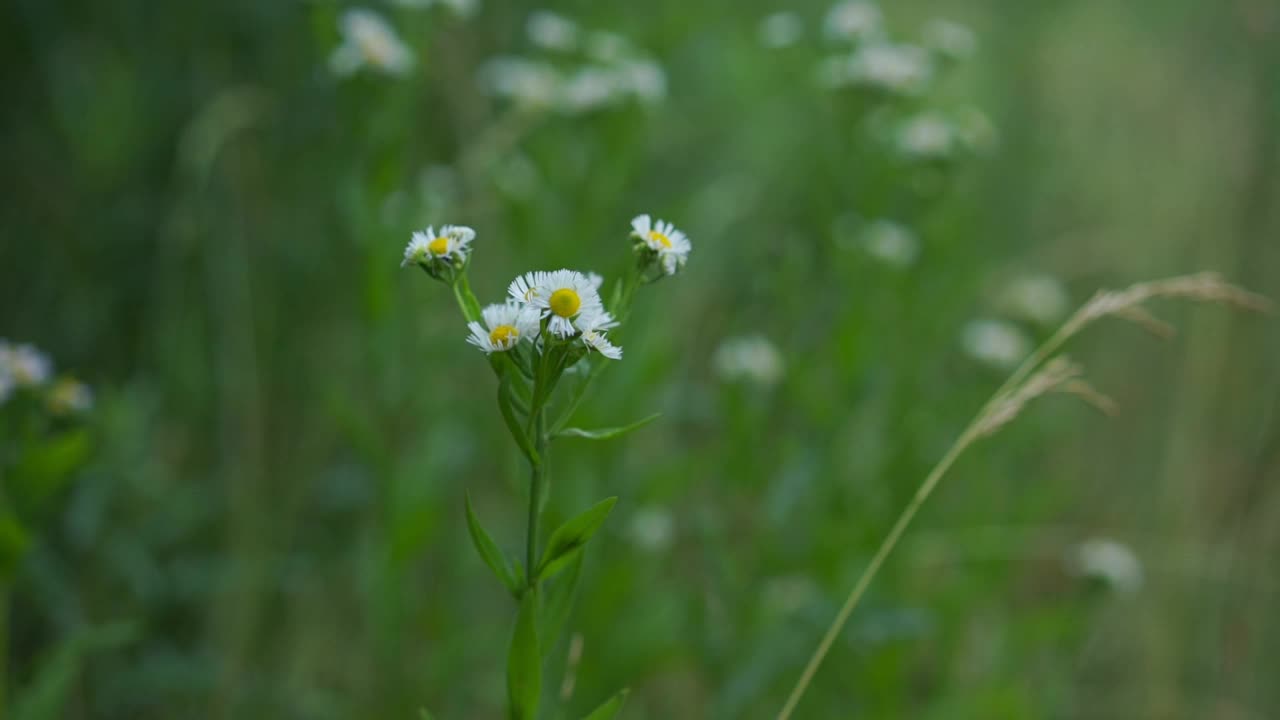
[2,0,1279,717]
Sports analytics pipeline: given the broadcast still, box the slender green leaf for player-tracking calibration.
[507,592,541,720]
[582,688,630,720]
[535,497,617,581]
[465,493,519,596]
[499,373,540,465]
[554,414,660,441]
[540,551,584,660]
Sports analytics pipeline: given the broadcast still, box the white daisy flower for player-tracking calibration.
[1068,538,1144,595]
[508,269,606,338]
[630,214,692,276]
[402,224,475,267]
[1,342,52,387]
[526,10,579,51]
[48,378,93,414]
[575,309,623,359]
[713,335,784,386]
[999,273,1070,326]
[823,1,882,42]
[961,319,1031,370]
[330,9,415,78]
[846,42,932,94]
[860,220,920,268]
[897,113,955,158]
[466,302,542,354]
[480,57,562,107]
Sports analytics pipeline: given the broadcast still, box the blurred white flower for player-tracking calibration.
[922,19,976,61]
[961,319,1031,370]
[560,67,619,112]
[1068,538,1144,595]
[508,269,606,338]
[526,10,579,51]
[391,0,478,12]
[0,372,12,405]
[845,42,932,93]
[617,60,667,104]
[713,335,785,386]
[999,274,1070,326]
[823,1,882,42]
[758,12,804,49]
[1,342,52,387]
[466,302,542,354]
[330,9,415,77]
[48,378,93,415]
[897,112,955,158]
[627,505,675,552]
[480,57,561,107]
[861,220,919,268]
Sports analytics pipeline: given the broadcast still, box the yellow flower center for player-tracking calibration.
[648,230,673,249]
[428,236,450,255]
[549,288,581,318]
[489,325,518,347]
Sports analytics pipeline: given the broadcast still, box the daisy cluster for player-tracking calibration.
[479,11,665,115]
[402,214,691,365]
[329,2,478,79]
[0,339,92,415]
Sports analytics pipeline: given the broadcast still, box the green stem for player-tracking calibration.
[0,582,8,713]
[526,460,542,583]
[452,271,483,324]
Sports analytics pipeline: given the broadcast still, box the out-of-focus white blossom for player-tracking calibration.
[526,10,579,51]
[617,60,667,103]
[1,341,52,387]
[922,19,976,61]
[823,1,882,42]
[561,67,619,112]
[861,220,920,268]
[961,319,1031,370]
[839,42,933,94]
[480,57,562,107]
[999,274,1070,326]
[713,335,785,386]
[897,112,956,159]
[48,378,93,415]
[393,0,478,15]
[758,12,804,49]
[1068,538,1144,595]
[329,9,415,77]
[627,505,675,552]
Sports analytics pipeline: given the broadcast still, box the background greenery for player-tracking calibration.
[3,0,1279,717]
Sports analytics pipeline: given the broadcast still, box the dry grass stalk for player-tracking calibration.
[776,272,1273,720]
